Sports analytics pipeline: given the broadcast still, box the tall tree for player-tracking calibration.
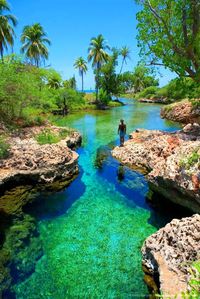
[136,0,200,82]
[21,23,51,67]
[88,34,110,101]
[0,0,17,61]
[74,57,87,91]
[120,46,131,73]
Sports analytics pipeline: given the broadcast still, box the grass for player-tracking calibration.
[0,137,10,159]
[36,129,60,145]
[179,149,200,169]
[35,128,74,145]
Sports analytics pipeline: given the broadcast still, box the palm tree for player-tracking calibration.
[74,57,87,91]
[120,46,131,73]
[21,23,51,67]
[0,0,17,62]
[88,34,110,101]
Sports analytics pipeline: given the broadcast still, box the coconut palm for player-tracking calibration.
[120,46,131,73]
[74,57,87,91]
[21,23,51,67]
[88,34,110,100]
[0,0,17,61]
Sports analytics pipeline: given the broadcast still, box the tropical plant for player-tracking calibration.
[120,46,131,73]
[99,50,122,98]
[88,34,110,100]
[0,0,17,61]
[21,23,51,67]
[136,0,200,82]
[46,69,62,89]
[63,76,76,90]
[74,57,87,91]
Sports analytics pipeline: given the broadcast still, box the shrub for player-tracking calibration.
[0,137,10,159]
[59,128,74,138]
[135,86,159,99]
[179,149,200,169]
[99,89,110,104]
[36,129,60,145]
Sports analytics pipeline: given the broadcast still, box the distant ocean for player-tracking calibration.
[77,90,96,93]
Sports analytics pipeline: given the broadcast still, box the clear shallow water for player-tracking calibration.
[14,99,181,298]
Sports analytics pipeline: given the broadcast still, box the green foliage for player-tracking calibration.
[0,0,17,60]
[156,261,200,299]
[135,86,159,99]
[88,34,110,100]
[0,136,10,159]
[35,127,74,145]
[99,50,122,98]
[179,149,200,169]
[98,89,110,105]
[58,127,74,138]
[134,77,200,102]
[0,59,58,125]
[63,76,76,90]
[120,64,159,94]
[190,99,200,109]
[74,57,87,91]
[21,23,51,67]
[136,0,200,81]
[55,88,86,111]
[35,129,60,145]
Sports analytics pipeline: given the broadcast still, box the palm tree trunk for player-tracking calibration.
[0,45,4,63]
[82,73,84,92]
[96,63,100,101]
[120,59,125,74]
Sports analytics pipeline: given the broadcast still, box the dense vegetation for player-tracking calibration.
[0,56,91,127]
[136,0,200,82]
[133,77,200,103]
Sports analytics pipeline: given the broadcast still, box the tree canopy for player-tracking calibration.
[0,0,17,61]
[136,0,200,82]
[21,23,51,67]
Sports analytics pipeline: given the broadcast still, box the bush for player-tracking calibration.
[36,129,60,145]
[99,89,110,104]
[179,149,200,169]
[0,137,10,159]
[135,86,159,99]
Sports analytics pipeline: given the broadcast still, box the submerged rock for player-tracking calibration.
[141,214,200,297]
[112,126,200,213]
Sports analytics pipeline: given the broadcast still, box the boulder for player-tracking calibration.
[0,126,81,192]
[142,214,200,297]
[112,126,200,212]
[161,100,200,124]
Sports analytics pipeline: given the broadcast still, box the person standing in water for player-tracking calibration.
[118,119,126,146]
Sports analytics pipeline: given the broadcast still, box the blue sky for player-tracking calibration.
[10,0,176,89]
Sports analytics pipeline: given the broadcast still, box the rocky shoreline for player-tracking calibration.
[112,124,200,297]
[0,125,82,297]
[112,124,200,213]
[161,100,200,124]
[0,125,82,193]
[142,214,200,298]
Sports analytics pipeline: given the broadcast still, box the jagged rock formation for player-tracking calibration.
[0,126,81,192]
[112,124,200,213]
[0,125,82,297]
[141,214,200,298]
[161,100,200,124]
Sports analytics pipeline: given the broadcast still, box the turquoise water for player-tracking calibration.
[14,99,181,298]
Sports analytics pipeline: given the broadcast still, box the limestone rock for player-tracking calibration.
[141,214,200,297]
[112,126,200,212]
[0,126,81,192]
[161,100,200,124]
